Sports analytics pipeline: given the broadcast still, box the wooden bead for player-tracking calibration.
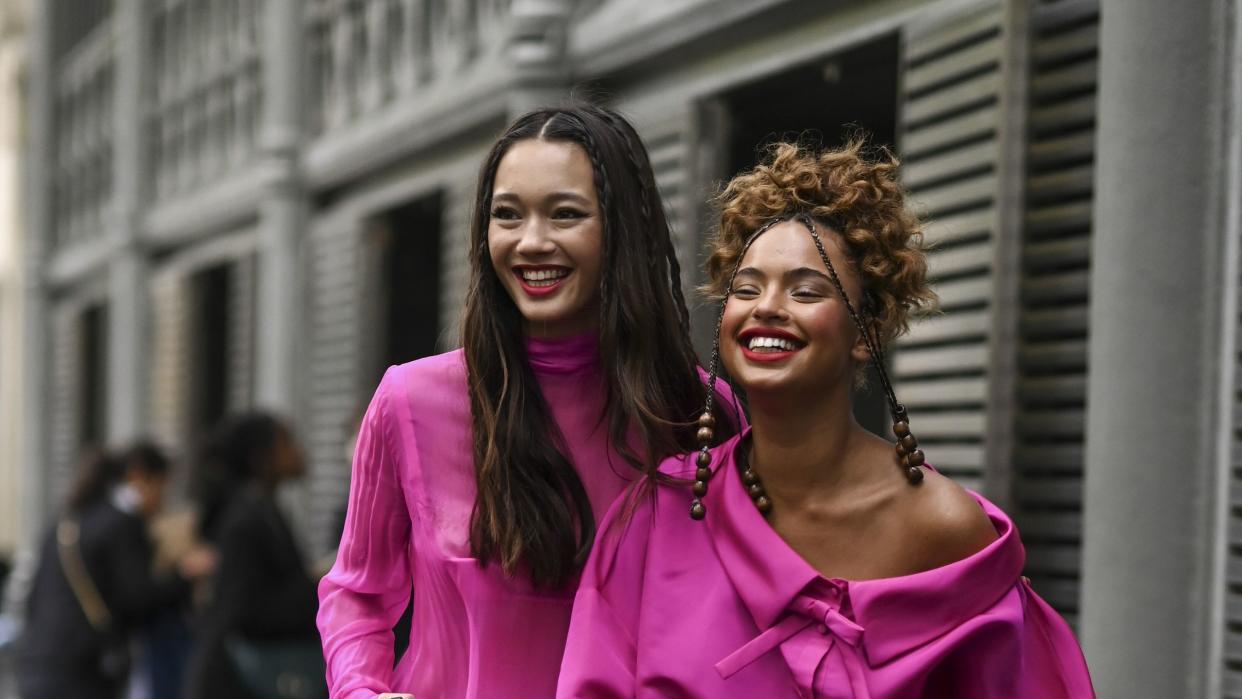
[900,434,918,452]
[690,500,706,520]
[748,484,764,499]
[907,449,925,467]
[693,480,708,497]
[755,496,773,514]
[695,467,712,482]
[741,469,759,486]
[696,450,712,467]
[696,427,715,444]
[698,413,716,429]
[906,466,924,484]
[895,442,907,458]
[893,421,910,438]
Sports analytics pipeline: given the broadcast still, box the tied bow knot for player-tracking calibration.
[795,596,864,647]
[716,592,871,698]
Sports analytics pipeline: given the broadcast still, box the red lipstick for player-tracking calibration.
[736,327,805,364]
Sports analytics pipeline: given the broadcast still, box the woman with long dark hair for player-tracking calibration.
[317,103,740,698]
[184,412,322,699]
[557,142,1094,697]
[18,443,197,699]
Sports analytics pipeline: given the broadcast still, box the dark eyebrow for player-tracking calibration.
[491,191,593,206]
[787,267,833,283]
[734,266,832,283]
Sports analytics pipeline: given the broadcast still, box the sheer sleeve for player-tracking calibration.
[318,368,414,699]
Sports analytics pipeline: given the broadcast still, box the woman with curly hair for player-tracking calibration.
[557,141,1094,698]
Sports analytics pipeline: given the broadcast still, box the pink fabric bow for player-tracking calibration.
[716,593,871,698]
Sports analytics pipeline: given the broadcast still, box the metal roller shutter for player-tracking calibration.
[897,3,1007,494]
[1014,0,1097,627]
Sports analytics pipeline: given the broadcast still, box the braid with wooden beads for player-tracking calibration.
[690,218,781,519]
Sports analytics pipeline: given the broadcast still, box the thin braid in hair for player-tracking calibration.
[575,116,618,324]
[701,218,783,418]
[597,109,693,334]
[794,214,902,417]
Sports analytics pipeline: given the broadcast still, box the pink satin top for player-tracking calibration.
[317,333,735,699]
[557,432,1095,698]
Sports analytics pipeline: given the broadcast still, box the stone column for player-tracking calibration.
[0,0,29,561]
[1079,1,1230,696]
[255,0,305,413]
[21,0,52,549]
[106,0,150,444]
[506,0,573,118]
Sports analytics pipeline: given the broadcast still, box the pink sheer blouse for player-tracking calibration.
[317,333,735,699]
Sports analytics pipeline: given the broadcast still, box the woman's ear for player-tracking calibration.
[851,315,882,364]
[850,330,872,364]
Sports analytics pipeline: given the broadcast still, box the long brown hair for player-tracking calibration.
[462,104,736,588]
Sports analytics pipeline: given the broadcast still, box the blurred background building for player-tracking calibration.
[4,0,1239,696]
[0,0,26,596]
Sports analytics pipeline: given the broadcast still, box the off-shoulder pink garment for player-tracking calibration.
[318,333,738,699]
[558,432,1095,698]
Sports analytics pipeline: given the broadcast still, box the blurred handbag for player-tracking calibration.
[56,519,131,682]
[225,635,327,699]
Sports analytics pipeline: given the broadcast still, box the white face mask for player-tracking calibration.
[110,483,143,515]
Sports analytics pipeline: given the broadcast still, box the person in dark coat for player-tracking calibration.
[17,443,205,699]
[183,412,321,699]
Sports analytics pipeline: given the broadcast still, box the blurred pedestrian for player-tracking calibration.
[183,412,323,699]
[17,442,204,699]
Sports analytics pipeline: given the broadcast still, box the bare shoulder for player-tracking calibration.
[899,468,998,570]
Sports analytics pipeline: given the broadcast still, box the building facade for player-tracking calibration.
[18,0,1242,695]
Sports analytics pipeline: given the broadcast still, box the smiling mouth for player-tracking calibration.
[514,266,571,295]
[746,336,803,353]
[737,330,806,361]
[519,267,569,286]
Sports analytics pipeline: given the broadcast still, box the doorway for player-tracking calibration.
[378,191,444,376]
[715,33,901,434]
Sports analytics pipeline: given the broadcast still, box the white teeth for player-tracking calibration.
[520,268,570,285]
[747,336,798,351]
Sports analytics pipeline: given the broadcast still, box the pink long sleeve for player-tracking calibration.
[318,368,414,699]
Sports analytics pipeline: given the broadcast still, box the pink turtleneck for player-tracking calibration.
[317,333,731,699]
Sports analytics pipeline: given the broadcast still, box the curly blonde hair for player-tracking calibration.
[704,140,936,343]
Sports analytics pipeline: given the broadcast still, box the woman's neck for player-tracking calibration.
[746,386,877,505]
